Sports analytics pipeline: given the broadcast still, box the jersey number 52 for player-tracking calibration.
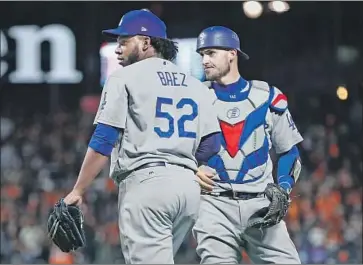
[154,97,198,139]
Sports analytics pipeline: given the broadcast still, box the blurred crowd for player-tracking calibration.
[1,92,362,264]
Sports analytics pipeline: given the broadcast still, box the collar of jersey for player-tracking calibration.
[211,77,251,102]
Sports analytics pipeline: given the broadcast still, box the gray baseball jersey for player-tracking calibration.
[94,57,220,181]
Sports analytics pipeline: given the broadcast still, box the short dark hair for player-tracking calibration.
[150,37,179,62]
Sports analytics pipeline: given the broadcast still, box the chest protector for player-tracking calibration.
[205,80,275,184]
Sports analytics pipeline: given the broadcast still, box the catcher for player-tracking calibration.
[193,26,303,263]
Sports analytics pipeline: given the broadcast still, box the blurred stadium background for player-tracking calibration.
[0,1,362,264]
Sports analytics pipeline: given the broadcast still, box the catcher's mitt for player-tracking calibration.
[47,198,86,252]
[247,183,291,229]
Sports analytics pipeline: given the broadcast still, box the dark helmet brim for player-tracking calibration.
[237,48,250,60]
[102,27,132,38]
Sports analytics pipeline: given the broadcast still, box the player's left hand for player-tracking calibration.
[247,183,290,229]
[47,198,86,253]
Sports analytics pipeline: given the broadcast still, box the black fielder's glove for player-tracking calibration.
[247,183,291,229]
[47,198,86,252]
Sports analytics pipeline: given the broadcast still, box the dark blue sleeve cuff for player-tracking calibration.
[196,132,221,164]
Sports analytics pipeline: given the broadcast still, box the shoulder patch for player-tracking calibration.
[270,86,288,113]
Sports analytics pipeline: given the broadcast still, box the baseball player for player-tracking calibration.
[62,10,221,264]
[192,26,303,264]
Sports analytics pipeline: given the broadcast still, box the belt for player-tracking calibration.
[203,190,264,200]
[133,162,189,172]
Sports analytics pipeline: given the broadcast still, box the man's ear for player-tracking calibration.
[229,49,237,62]
[141,36,151,51]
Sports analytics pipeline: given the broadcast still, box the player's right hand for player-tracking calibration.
[196,169,215,192]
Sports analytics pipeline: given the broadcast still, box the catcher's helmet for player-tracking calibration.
[196,26,249,60]
[102,9,167,39]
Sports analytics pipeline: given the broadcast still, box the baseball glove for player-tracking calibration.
[247,183,291,229]
[47,198,86,252]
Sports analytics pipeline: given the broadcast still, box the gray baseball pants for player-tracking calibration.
[118,164,201,264]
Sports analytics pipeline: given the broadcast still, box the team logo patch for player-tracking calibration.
[286,113,296,130]
[100,92,107,110]
[227,107,240,119]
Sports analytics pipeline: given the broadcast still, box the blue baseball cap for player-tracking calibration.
[102,9,167,39]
